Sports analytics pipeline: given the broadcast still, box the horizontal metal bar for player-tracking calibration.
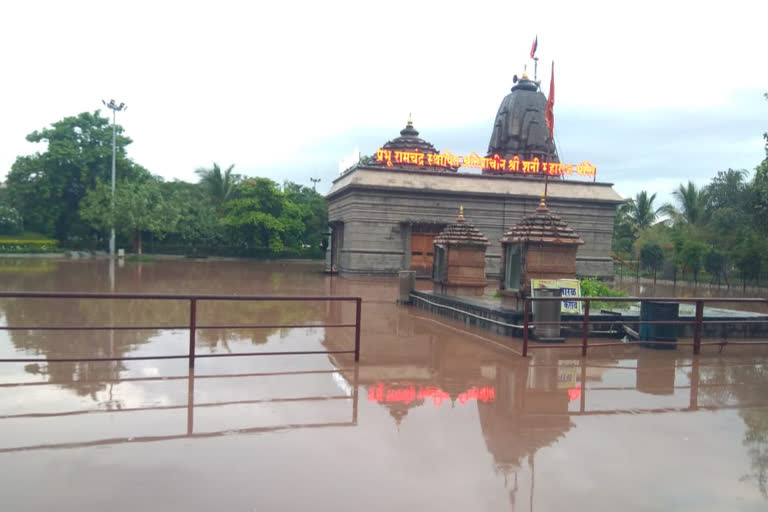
[526,297,767,303]
[195,323,356,329]
[0,368,353,388]
[195,350,356,358]
[0,323,356,331]
[0,326,189,331]
[0,394,352,420]
[0,292,361,301]
[0,421,357,454]
[0,355,190,363]
[0,349,356,363]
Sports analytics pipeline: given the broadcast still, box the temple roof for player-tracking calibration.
[370,117,458,172]
[500,197,584,245]
[487,75,558,166]
[434,207,490,246]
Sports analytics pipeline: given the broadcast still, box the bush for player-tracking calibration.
[0,204,23,235]
[580,278,631,310]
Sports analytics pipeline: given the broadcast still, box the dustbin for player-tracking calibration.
[533,288,563,341]
[640,301,679,349]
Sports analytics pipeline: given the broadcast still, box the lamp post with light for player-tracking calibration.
[102,99,127,258]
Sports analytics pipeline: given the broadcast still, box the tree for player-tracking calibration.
[733,231,767,289]
[708,169,748,211]
[612,202,635,255]
[219,178,304,253]
[704,249,727,286]
[0,204,23,235]
[627,191,663,230]
[679,240,707,284]
[172,189,219,255]
[283,181,329,250]
[195,163,240,210]
[5,111,148,240]
[664,181,709,225]
[640,243,664,283]
[80,178,178,254]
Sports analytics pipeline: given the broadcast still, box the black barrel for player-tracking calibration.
[640,301,679,349]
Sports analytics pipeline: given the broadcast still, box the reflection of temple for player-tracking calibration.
[323,287,575,480]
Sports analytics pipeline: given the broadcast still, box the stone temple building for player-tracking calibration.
[325,75,623,279]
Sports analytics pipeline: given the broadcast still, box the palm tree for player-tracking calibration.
[663,181,709,225]
[195,163,239,208]
[626,191,663,230]
[707,168,747,211]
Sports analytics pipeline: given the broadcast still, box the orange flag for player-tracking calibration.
[545,61,555,138]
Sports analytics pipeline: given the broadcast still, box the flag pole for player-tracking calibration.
[534,57,539,81]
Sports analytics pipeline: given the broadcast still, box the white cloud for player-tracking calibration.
[0,0,765,197]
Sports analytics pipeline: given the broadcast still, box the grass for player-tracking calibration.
[125,254,155,262]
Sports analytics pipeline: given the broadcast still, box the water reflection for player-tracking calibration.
[1,259,768,508]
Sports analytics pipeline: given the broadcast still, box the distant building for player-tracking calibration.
[326,76,623,279]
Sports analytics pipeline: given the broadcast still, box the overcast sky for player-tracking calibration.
[1,0,765,205]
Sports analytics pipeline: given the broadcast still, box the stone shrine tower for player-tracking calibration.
[499,197,583,309]
[432,207,490,296]
[486,73,557,173]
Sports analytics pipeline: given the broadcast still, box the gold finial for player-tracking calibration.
[537,195,548,212]
[521,71,529,80]
[407,112,413,126]
[457,205,465,222]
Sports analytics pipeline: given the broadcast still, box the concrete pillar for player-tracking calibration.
[398,270,416,304]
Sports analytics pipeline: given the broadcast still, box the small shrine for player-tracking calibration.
[499,197,584,309]
[432,206,489,296]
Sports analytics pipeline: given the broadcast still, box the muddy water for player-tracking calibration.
[0,259,767,511]
[614,278,768,314]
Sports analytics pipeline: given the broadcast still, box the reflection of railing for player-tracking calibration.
[522,296,768,357]
[0,292,362,366]
[0,367,359,453]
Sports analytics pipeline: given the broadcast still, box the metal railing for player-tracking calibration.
[0,292,362,366]
[0,366,359,453]
[522,296,768,357]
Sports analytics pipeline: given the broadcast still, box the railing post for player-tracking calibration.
[189,298,197,368]
[693,300,703,356]
[354,298,361,362]
[581,299,590,357]
[522,299,530,357]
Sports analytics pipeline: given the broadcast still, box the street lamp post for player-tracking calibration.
[102,99,127,259]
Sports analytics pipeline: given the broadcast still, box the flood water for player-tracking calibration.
[0,258,767,511]
[614,278,768,314]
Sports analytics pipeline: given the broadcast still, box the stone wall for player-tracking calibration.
[326,169,622,278]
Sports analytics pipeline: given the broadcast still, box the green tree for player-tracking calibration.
[0,204,23,235]
[283,181,329,250]
[704,249,727,286]
[640,243,664,283]
[195,162,240,210]
[627,191,663,230]
[679,239,707,284]
[733,231,767,288]
[664,181,709,226]
[80,178,178,254]
[173,189,219,255]
[5,111,148,241]
[219,178,303,253]
[612,202,635,256]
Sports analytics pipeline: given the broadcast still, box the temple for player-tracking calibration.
[326,77,623,279]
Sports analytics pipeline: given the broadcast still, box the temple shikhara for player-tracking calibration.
[325,72,622,279]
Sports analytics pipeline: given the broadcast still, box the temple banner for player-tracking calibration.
[531,278,583,314]
[375,148,597,179]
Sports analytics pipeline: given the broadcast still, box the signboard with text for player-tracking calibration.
[531,278,583,314]
[375,148,597,179]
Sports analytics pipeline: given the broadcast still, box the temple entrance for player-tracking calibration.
[410,224,444,277]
